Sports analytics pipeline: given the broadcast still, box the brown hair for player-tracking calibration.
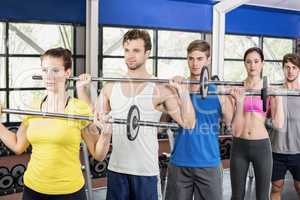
[123,29,152,52]
[243,47,264,62]
[187,40,210,58]
[282,53,300,69]
[41,47,72,70]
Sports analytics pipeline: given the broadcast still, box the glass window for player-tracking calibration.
[0,58,5,88]
[225,35,259,59]
[158,30,202,57]
[157,59,189,78]
[9,90,45,122]
[103,27,154,56]
[9,57,43,88]
[223,61,246,81]
[102,58,153,77]
[263,62,284,83]
[0,92,6,122]
[9,23,73,54]
[0,23,5,54]
[263,37,293,60]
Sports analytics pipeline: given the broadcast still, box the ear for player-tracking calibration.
[65,68,72,78]
[206,56,211,65]
[145,50,150,57]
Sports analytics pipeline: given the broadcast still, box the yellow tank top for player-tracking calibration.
[22,98,92,194]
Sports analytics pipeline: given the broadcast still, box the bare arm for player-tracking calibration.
[230,88,245,137]
[219,95,234,130]
[0,122,30,155]
[82,85,112,161]
[76,74,93,109]
[157,77,195,129]
[270,96,284,129]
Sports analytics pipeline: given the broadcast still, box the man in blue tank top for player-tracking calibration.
[165,40,234,200]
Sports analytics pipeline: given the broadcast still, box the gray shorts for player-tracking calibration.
[165,164,223,200]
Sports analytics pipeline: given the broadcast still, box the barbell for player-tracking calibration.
[1,106,178,141]
[198,67,300,112]
[32,70,283,93]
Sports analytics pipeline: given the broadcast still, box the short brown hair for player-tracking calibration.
[123,29,152,52]
[41,47,72,70]
[187,40,210,58]
[282,53,300,69]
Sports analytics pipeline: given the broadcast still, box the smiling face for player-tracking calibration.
[187,50,210,77]
[244,51,264,78]
[41,56,71,92]
[123,38,150,71]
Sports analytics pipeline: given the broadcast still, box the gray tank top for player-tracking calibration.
[270,96,300,154]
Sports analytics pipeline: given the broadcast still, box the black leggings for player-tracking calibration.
[230,137,272,200]
[22,185,87,200]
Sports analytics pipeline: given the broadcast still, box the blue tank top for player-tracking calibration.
[170,85,222,167]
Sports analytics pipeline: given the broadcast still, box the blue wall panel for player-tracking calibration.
[0,0,85,24]
[227,5,300,38]
[100,0,212,32]
[0,0,299,38]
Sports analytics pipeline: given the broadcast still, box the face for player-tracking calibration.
[41,56,71,92]
[283,61,300,83]
[187,50,210,77]
[244,51,263,77]
[123,39,150,70]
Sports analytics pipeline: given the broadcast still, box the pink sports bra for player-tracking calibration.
[243,96,267,117]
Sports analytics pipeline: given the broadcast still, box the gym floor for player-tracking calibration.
[92,169,298,200]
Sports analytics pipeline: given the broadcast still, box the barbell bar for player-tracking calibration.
[32,71,283,88]
[198,67,300,112]
[1,106,179,141]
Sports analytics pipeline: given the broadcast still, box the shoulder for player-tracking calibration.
[68,98,92,115]
[101,82,115,97]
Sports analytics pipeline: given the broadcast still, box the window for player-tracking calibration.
[223,35,259,81]
[9,23,73,54]
[224,35,259,59]
[0,58,5,88]
[9,57,43,88]
[2,22,75,123]
[157,59,189,78]
[158,30,202,57]
[263,37,293,60]
[9,90,45,122]
[0,23,4,54]
[224,34,294,82]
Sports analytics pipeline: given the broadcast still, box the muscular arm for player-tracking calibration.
[155,84,195,129]
[219,95,234,130]
[270,96,284,129]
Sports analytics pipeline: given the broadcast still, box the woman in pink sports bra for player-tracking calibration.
[229,47,284,200]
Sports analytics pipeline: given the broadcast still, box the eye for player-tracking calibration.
[53,69,60,73]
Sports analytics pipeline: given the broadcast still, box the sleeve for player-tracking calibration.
[74,100,93,130]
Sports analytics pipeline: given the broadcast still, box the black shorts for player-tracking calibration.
[272,152,300,182]
[22,185,87,200]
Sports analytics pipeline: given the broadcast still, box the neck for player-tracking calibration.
[190,74,200,80]
[284,80,299,89]
[45,89,68,112]
[127,65,150,78]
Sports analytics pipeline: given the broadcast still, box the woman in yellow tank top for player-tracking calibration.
[0,47,112,200]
